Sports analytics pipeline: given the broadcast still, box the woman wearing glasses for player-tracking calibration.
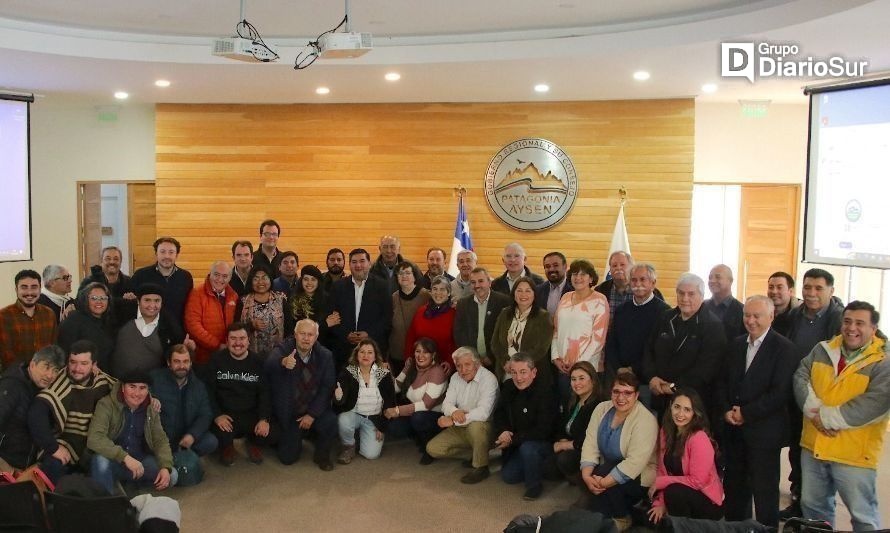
[388,261,430,376]
[579,371,658,531]
[57,282,117,371]
[241,265,286,359]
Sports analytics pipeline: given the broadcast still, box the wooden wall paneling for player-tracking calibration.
[156,100,694,302]
[128,183,157,271]
[738,184,801,299]
[77,183,102,279]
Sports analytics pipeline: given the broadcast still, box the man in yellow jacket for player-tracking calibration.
[793,300,890,531]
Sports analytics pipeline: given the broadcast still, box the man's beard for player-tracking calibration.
[328,265,343,275]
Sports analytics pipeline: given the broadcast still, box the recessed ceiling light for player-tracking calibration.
[633,71,650,81]
[534,84,550,93]
[316,87,330,95]
[384,72,401,82]
[701,83,718,94]
[154,79,171,88]
[114,91,129,100]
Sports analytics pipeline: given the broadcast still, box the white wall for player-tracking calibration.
[694,100,889,316]
[0,98,155,303]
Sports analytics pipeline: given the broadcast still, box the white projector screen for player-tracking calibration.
[0,95,33,263]
[803,80,890,270]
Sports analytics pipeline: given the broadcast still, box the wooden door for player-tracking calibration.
[127,183,156,271]
[77,183,103,278]
[737,184,800,299]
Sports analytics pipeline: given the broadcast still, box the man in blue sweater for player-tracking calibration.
[605,263,670,407]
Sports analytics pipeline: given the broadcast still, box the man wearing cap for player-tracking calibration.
[111,283,193,379]
[28,340,116,482]
[87,368,176,495]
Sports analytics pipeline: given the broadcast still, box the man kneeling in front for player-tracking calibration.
[87,369,175,495]
[426,347,498,484]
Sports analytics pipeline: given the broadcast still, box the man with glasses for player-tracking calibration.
[38,264,76,324]
[253,219,284,272]
[0,270,58,371]
[185,261,240,366]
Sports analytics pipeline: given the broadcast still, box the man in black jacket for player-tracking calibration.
[0,345,65,472]
[780,268,844,519]
[130,237,194,332]
[265,319,337,471]
[329,248,392,371]
[78,245,137,323]
[491,243,544,295]
[149,344,217,460]
[493,353,557,501]
[718,295,798,528]
[643,273,727,422]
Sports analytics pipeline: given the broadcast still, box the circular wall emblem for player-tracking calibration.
[845,199,862,222]
[484,138,578,231]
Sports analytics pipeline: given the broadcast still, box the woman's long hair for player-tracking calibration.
[507,277,541,319]
[403,337,438,385]
[347,338,386,368]
[661,387,711,460]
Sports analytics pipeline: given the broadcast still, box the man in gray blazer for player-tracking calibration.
[453,267,511,370]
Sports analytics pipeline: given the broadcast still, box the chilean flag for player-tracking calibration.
[447,195,474,277]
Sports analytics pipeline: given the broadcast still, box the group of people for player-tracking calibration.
[1,219,888,532]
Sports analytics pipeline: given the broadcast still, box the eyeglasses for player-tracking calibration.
[56,275,73,282]
[88,296,110,302]
[611,389,636,398]
[396,271,414,277]
[261,232,279,238]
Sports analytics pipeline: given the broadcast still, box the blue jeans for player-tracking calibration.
[801,449,880,531]
[90,454,177,495]
[501,440,551,489]
[174,432,218,456]
[338,411,384,459]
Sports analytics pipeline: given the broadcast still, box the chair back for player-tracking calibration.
[44,491,139,533]
[0,480,48,532]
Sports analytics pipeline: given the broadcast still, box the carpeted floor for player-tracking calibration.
[171,438,578,532]
[170,435,890,532]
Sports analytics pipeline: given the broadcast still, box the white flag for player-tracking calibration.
[605,205,631,277]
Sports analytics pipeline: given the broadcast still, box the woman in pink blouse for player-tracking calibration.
[551,259,609,407]
[648,388,724,524]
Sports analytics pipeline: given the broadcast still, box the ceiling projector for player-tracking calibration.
[212,37,279,62]
[317,32,373,58]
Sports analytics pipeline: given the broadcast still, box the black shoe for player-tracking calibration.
[779,502,802,521]
[522,484,543,501]
[460,466,490,484]
[314,457,334,471]
[419,453,435,465]
[461,459,473,468]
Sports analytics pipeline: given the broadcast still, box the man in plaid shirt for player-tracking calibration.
[0,270,57,372]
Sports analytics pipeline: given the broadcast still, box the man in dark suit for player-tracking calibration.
[453,267,511,370]
[491,243,544,295]
[701,264,745,341]
[534,251,571,318]
[718,295,798,528]
[329,248,392,370]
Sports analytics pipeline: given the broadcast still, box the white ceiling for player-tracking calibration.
[0,0,888,105]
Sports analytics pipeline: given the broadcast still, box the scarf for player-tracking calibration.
[398,285,421,300]
[423,301,451,320]
[507,307,531,355]
[36,371,115,463]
